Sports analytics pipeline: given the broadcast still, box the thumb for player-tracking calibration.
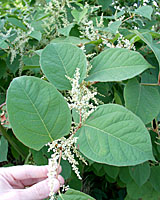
[17,178,60,200]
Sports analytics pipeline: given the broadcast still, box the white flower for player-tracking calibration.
[66,68,98,122]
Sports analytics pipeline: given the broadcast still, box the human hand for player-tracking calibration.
[0,165,64,200]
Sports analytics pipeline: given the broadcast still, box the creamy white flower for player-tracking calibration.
[47,134,87,182]
[66,68,98,122]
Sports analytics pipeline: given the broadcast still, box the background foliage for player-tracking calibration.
[0,0,160,199]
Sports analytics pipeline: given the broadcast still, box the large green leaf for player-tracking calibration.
[132,6,153,20]
[77,104,154,166]
[134,31,160,69]
[129,162,150,186]
[6,76,71,150]
[85,48,151,82]
[124,78,160,124]
[40,43,87,90]
[58,189,95,200]
[0,136,8,162]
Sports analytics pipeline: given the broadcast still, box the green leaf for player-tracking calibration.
[0,136,8,162]
[129,162,150,187]
[0,39,9,49]
[51,36,89,45]
[60,159,71,180]
[133,6,153,20]
[31,148,48,165]
[40,43,87,90]
[124,78,160,124]
[6,76,71,150]
[85,48,151,82]
[8,17,27,31]
[29,31,42,41]
[119,167,133,184]
[72,109,80,124]
[149,166,160,192]
[108,21,122,34]
[134,31,160,69]
[6,54,20,74]
[0,59,6,78]
[71,8,88,23]
[127,181,160,199]
[124,195,136,200]
[97,0,112,11]
[106,21,122,34]
[68,172,82,190]
[58,24,74,37]
[103,165,119,179]
[78,104,154,166]
[58,189,95,200]
[23,55,40,67]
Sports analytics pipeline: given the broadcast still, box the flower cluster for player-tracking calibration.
[48,154,59,200]
[106,34,136,50]
[66,68,98,122]
[47,134,87,180]
[43,0,74,36]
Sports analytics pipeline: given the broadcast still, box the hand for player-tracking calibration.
[0,165,64,200]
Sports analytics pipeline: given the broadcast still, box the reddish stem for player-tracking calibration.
[122,15,134,23]
[0,102,6,110]
[158,72,160,85]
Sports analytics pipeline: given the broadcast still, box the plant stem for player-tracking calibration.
[141,83,159,86]
[0,102,6,109]
[0,123,26,159]
[122,15,134,23]
[56,150,62,179]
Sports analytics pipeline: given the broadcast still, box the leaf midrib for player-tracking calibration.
[84,124,147,154]
[90,64,149,76]
[53,45,69,76]
[18,81,53,141]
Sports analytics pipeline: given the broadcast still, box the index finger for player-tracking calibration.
[1,165,48,180]
[1,165,62,180]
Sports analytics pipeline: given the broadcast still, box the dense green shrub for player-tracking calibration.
[0,0,160,199]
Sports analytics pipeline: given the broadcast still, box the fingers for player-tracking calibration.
[13,177,46,189]
[58,175,65,186]
[3,165,48,180]
[8,165,62,180]
[16,178,60,200]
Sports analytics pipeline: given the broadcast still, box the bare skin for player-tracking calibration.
[0,165,64,200]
